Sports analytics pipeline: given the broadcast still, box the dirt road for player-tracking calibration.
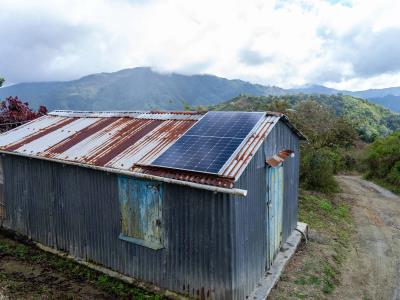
[333,175,400,300]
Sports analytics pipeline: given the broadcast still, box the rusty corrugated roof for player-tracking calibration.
[0,110,291,188]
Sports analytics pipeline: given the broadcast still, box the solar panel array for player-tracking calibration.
[151,111,265,174]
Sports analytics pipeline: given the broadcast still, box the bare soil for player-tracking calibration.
[332,175,400,300]
[0,232,163,299]
[0,236,111,299]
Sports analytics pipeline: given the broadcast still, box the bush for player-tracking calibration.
[301,148,339,193]
[388,161,400,186]
[365,131,400,191]
[365,131,400,180]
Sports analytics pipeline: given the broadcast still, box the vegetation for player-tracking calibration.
[213,96,364,193]
[368,94,400,113]
[0,96,48,132]
[213,94,400,142]
[0,67,284,111]
[289,101,359,192]
[364,131,400,194]
[0,230,164,299]
[0,77,4,87]
[270,191,353,299]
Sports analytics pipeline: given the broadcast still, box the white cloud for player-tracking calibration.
[0,0,400,90]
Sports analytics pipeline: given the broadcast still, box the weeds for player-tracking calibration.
[322,262,337,294]
[271,190,354,299]
[0,232,164,299]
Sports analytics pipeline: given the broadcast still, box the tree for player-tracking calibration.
[287,100,358,149]
[0,96,48,132]
[0,77,4,88]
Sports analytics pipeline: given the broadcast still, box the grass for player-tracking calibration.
[0,230,164,299]
[368,177,400,195]
[270,190,354,299]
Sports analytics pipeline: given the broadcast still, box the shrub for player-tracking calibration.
[388,161,400,186]
[301,148,339,193]
[365,131,400,180]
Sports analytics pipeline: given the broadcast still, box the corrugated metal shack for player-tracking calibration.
[0,110,305,299]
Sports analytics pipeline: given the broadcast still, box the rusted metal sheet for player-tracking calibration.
[0,115,66,147]
[221,115,280,179]
[134,164,235,188]
[0,111,201,174]
[107,120,196,168]
[265,149,294,167]
[50,110,204,120]
[118,177,163,250]
[0,110,300,189]
[1,117,302,300]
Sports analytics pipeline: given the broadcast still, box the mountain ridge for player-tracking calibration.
[0,67,399,112]
[290,84,400,112]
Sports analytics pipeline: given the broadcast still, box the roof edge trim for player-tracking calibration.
[49,110,205,120]
[265,111,307,141]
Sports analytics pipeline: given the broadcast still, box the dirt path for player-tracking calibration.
[333,175,400,300]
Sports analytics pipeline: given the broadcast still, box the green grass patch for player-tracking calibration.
[294,274,320,286]
[368,177,400,195]
[299,191,352,294]
[270,190,354,299]
[322,262,338,294]
[299,192,352,240]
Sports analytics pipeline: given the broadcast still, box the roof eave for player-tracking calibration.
[0,149,247,196]
[265,111,307,141]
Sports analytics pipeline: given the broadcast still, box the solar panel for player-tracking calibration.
[151,112,265,174]
[184,111,265,139]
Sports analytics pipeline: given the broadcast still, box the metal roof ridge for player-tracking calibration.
[265,111,307,141]
[48,110,205,120]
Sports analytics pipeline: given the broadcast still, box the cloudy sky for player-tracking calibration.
[1,0,399,90]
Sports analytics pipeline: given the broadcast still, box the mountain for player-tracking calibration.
[288,84,400,112]
[289,84,342,95]
[366,95,400,113]
[0,67,285,111]
[212,94,400,142]
[0,67,399,113]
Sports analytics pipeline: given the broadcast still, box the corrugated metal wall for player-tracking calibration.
[267,120,300,241]
[1,119,300,300]
[2,155,235,299]
[231,119,300,299]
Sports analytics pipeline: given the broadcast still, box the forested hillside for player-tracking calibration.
[1,67,399,113]
[0,67,284,111]
[213,94,400,142]
[289,85,400,112]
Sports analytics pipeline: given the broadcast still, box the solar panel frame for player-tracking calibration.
[150,111,266,175]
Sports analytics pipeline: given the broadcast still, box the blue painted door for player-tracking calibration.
[118,177,164,250]
[266,164,284,267]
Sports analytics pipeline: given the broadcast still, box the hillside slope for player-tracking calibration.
[0,67,284,111]
[289,85,400,112]
[213,94,400,141]
[1,67,399,113]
